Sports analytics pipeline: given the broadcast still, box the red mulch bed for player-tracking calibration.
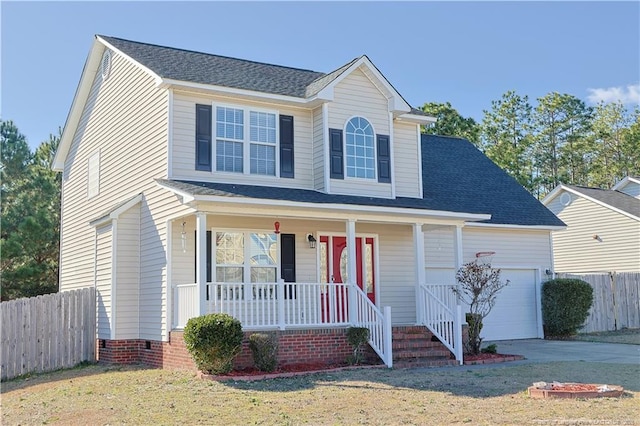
[463,352,524,365]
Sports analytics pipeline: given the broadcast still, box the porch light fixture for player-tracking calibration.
[181,222,187,253]
[307,234,317,249]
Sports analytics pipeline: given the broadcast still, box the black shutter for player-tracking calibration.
[329,128,344,179]
[280,233,296,299]
[279,115,294,178]
[195,104,212,171]
[377,134,391,183]
[194,230,212,286]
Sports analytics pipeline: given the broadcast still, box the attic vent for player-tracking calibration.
[560,192,572,206]
[101,50,112,80]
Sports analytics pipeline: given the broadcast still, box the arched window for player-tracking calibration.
[345,117,375,179]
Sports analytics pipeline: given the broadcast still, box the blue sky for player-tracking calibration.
[2,1,639,150]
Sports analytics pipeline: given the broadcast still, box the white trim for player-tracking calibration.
[161,78,320,106]
[465,222,566,231]
[53,38,105,171]
[110,218,118,340]
[323,103,330,193]
[543,185,640,222]
[167,88,174,179]
[97,36,163,85]
[166,219,173,338]
[388,112,396,198]
[343,115,377,181]
[416,124,424,197]
[395,113,437,125]
[184,194,491,222]
[612,176,640,191]
[196,212,208,316]
[453,224,463,271]
[212,102,281,178]
[158,181,491,222]
[89,193,143,227]
[315,56,411,113]
[413,223,426,322]
[535,268,544,338]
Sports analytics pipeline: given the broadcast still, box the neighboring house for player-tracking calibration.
[53,35,564,369]
[543,180,640,274]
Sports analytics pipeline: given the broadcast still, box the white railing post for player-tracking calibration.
[383,305,393,368]
[277,279,286,330]
[413,223,425,324]
[455,304,463,364]
[348,283,358,325]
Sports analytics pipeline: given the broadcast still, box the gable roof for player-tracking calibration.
[545,184,640,221]
[100,35,325,98]
[157,135,564,228]
[612,176,640,193]
[54,35,433,171]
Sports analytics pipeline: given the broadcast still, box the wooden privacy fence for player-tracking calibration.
[557,272,640,333]
[1,288,96,381]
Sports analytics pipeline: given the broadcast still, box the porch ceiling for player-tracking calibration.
[156,179,491,225]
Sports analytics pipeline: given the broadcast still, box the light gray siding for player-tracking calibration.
[171,92,314,189]
[312,106,325,191]
[547,193,640,272]
[95,224,112,340]
[59,47,192,341]
[619,181,640,199]
[394,122,421,198]
[327,67,393,198]
[115,204,140,339]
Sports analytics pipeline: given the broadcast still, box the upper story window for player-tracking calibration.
[195,104,294,178]
[215,106,276,176]
[345,117,375,179]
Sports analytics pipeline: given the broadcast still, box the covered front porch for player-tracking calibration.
[157,177,492,367]
[167,211,481,367]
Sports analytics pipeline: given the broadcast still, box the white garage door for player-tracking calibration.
[480,269,540,340]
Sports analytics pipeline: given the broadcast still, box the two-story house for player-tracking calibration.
[53,35,564,370]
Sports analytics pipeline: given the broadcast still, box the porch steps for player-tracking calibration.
[392,326,459,369]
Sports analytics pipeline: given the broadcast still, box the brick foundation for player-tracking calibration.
[97,327,379,371]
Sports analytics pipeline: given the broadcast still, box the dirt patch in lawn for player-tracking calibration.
[2,361,638,425]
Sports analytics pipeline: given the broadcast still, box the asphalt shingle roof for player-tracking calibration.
[157,135,564,227]
[565,185,640,218]
[101,35,328,98]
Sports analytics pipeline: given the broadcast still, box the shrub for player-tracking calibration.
[183,313,243,374]
[542,278,593,337]
[346,327,370,365]
[481,344,497,354]
[249,333,279,372]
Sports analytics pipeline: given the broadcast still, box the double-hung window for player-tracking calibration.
[215,231,278,284]
[215,106,277,176]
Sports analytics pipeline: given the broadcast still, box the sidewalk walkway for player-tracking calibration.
[486,339,640,364]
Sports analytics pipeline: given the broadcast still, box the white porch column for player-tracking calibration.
[196,212,207,316]
[346,219,358,324]
[413,223,425,324]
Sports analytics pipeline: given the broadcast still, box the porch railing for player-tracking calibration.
[418,283,463,364]
[173,281,393,367]
[352,285,392,368]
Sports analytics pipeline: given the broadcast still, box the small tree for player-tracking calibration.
[453,258,510,355]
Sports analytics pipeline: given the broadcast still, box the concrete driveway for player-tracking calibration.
[487,339,640,364]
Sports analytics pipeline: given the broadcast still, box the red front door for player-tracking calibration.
[320,236,376,303]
